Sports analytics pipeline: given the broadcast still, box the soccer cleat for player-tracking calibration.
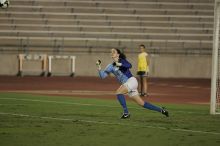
[120,113,130,119]
[161,107,169,117]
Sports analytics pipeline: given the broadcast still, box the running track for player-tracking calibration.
[0,76,211,104]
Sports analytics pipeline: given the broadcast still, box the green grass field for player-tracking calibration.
[0,92,220,146]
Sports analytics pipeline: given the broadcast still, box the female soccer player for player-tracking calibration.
[137,44,149,97]
[96,48,169,119]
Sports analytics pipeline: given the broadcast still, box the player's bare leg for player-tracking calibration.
[143,77,149,96]
[116,85,169,117]
[138,77,141,94]
[116,85,129,95]
[131,95,145,106]
[139,75,145,96]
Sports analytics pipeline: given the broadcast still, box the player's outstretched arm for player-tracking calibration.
[96,60,109,79]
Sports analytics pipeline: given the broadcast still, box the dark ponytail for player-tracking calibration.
[115,49,126,59]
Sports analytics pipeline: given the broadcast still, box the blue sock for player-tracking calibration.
[143,102,162,112]
[117,94,129,114]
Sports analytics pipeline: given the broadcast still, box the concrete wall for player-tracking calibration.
[149,55,212,78]
[51,59,72,75]
[0,54,18,75]
[0,53,212,78]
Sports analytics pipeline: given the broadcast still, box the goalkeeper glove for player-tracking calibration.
[96,60,101,65]
[96,60,101,70]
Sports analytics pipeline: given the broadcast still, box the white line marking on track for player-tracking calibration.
[187,86,201,89]
[173,85,185,88]
[153,83,210,90]
[0,112,219,135]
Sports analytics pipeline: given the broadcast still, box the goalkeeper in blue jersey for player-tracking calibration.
[96,48,169,119]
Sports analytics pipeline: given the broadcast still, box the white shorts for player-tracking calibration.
[123,77,139,97]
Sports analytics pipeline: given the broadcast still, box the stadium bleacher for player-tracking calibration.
[0,0,215,54]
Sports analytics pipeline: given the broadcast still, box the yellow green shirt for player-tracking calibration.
[138,52,149,72]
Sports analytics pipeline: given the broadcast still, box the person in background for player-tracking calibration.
[137,44,149,97]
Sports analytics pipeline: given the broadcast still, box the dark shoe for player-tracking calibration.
[145,93,149,97]
[17,71,23,77]
[120,113,130,119]
[40,72,45,77]
[161,107,169,117]
[47,72,52,77]
[139,93,145,97]
[140,93,149,97]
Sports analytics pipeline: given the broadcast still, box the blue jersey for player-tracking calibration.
[98,58,133,84]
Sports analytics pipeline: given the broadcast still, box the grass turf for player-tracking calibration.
[0,92,220,146]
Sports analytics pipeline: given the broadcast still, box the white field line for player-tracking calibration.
[0,97,207,114]
[0,112,219,135]
[2,90,169,96]
[1,97,151,110]
[0,97,122,108]
[0,90,211,103]
[1,90,211,105]
[0,90,211,106]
